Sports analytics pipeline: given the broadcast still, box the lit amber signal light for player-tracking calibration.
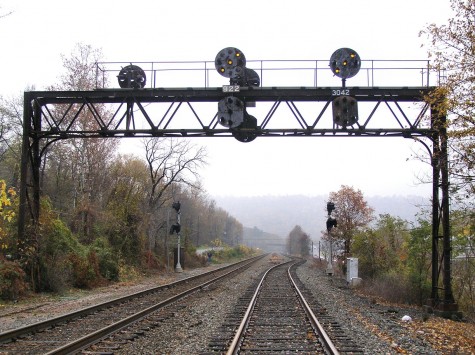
[329,48,361,79]
[215,47,247,79]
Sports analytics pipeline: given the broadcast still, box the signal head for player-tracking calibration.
[172,201,181,212]
[332,96,358,127]
[215,47,246,78]
[329,48,361,79]
[118,64,146,89]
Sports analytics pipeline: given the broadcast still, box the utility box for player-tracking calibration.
[346,257,358,283]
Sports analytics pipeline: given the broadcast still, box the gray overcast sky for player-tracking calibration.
[0,0,452,198]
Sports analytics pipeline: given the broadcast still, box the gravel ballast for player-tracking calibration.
[1,256,474,354]
[115,257,474,354]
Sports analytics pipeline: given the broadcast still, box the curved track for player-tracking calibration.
[207,259,363,354]
[227,260,338,354]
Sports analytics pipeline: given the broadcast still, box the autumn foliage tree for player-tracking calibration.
[420,0,475,199]
[0,181,28,300]
[0,180,16,254]
[420,0,475,319]
[326,185,374,257]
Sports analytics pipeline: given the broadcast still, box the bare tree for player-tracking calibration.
[42,43,117,241]
[143,137,207,252]
[0,95,23,184]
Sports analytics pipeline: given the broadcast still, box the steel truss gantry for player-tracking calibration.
[20,85,457,315]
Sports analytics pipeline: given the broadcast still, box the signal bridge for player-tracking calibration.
[19,47,457,317]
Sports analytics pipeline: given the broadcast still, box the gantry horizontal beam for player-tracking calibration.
[29,86,432,103]
[24,86,436,142]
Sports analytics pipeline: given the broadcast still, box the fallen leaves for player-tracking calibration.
[404,317,475,354]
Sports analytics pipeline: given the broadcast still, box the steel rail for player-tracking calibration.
[43,255,264,354]
[288,263,340,355]
[0,255,264,345]
[226,260,339,355]
[225,261,289,355]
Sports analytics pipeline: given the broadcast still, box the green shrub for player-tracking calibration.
[38,219,82,291]
[91,237,119,281]
[42,219,81,256]
[35,199,110,290]
[408,270,431,306]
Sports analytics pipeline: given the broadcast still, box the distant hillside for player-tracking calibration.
[215,194,429,240]
[242,226,286,253]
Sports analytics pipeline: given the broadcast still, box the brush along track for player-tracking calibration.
[0,255,264,354]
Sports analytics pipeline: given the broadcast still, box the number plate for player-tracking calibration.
[331,89,350,96]
[223,85,240,93]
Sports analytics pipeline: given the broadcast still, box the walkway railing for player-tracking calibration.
[95,59,437,90]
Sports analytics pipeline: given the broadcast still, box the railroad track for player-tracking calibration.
[0,255,264,354]
[207,259,363,354]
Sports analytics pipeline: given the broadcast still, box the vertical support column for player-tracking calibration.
[430,100,460,318]
[326,202,336,276]
[18,93,32,249]
[439,108,456,309]
[430,111,440,304]
[31,100,41,224]
[126,100,133,131]
[18,94,42,260]
[175,208,183,273]
[171,201,183,273]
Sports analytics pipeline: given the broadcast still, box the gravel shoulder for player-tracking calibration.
[298,260,475,354]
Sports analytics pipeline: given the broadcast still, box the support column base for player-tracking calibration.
[436,302,463,320]
[426,300,463,320]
